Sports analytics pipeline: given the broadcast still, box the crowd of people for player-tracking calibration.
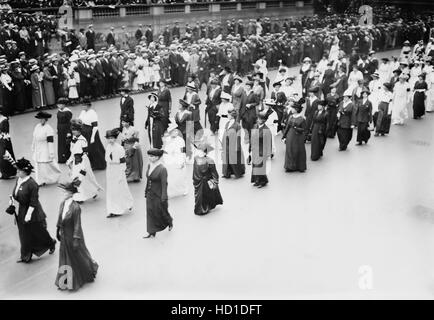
[1,6,432,116]
[1,6,434,292]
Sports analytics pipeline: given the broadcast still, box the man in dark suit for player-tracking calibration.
[119,87,134,128]
[145,25,153,45]
[109,51,121,95]
[77,55,91,98]
[205,79,221,134]
[94,54,105,99]
[106,27,116,47]
[101,52,112,97]
[172,21,180,40]
[85,24,96,50]
[135,24,143,45]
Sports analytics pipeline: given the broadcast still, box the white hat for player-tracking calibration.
[220,92,232,101]
[167,121,178,133]
[343,88,353,97]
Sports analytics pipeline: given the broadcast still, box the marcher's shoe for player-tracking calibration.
[143,233,156,239]
[253,181,260,186]
[17,257,31,263]
[271,153,274,159]
[258,183,267,188]
[49,240,56,254]
[374,133,379,137]
[106,213,120,218]
[356,142,362,145]
[168,224,173,231]
[247,155,251,165]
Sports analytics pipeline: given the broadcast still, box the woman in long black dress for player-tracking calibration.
[337,90,356,151]
[282,100,307,172]
[7,158,56,263]
[413,73,428,119]
[310,100,328,161]
[144,148,173,239]
[222,108,245,179]
[78,99,106,170]
[325,87,339,138]
[145,92,166,149]
[0,109,16,179]
[193,142,223,215]
[355,88,373,145]
[55,180,98,291]
[56,98,73,164]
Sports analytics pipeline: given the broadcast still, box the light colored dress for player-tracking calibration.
[391,81,411,125]
[69,135,102,202]
[426,67,434,112]
[217,101,233,143]
[105,142,133,215]
[163,135,188,199]
[31,123,61,185]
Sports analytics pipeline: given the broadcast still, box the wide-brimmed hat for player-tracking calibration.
[148,92,158,101]
[15,158,34,174]
[167,121,178,132]
[35,111,52,119]
[273,81,282,87]
[233,75,243,82]
[383,82,393,91]
[105,128,120,139]
[71,119,83,132]
[194,142,214,153]
[58,178,80,194]
[147,148,165,157]
[57,97,69,105]
[119,87,131,93]
[30,65,39,72]
[220,92,232,101]
[361,87,370,95]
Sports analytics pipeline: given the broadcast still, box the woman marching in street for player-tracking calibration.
[67,120,102,203]
[374,82,393,136]
[78,99,106,171]
[325,86,339,138]
[56,97,73,164]
[7,158,56,263]
[221,106,245,179]
[282,98,307,171]
[0,108,16,179]
[355,88,373,145]
[310,100,328,161]
[193,142,223,215]
[105,129,134,219]
[163,122,188,198]
[337,89,356,151]
[144,148,173,238]
[145,92,166,149]
[391,73,411,125]
[119,116,143,183]
[55,179,98,291]
[413,73,428,120]
[32,111,61,186]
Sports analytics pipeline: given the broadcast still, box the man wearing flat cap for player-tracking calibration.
[86,24,95,50]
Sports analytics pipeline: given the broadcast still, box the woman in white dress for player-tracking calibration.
[378,58,392,84]
[142,53,151,88]
[217,92,234,143]
[105,129,134,218]
[152,57,161,89]
[409,61,422,90]
[391,73,411,125]
[67,120,102,203]
[32,111,61,186]
[425,63,434,112]
[347,65,364,92]
[163,122,188,199]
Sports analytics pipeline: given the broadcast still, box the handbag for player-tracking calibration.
[5,205,16,216]
[207,180,216,190]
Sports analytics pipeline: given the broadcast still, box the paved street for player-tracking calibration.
[1,49,434,299]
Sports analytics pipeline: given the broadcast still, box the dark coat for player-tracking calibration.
[12,177,46,224]
[120,95,134,125]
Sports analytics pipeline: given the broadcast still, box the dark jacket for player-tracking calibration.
[12,177,46,224]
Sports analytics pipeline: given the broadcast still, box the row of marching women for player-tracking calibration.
[2,36,434,293]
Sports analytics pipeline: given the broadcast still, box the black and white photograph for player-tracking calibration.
[1,0,434,304]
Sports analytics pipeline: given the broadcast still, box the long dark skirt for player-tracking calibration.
[326,107,338,138]
[284,130,307,171]
[222,134,245,178]
[82,125,106,170]
[146,196,173,234]
[17,220,55,261]
[55,234,98,291]
[337,127,353,150]
[374,102,391,134]
[148,121,165,149]
[57,124,71,164]
[356,121,370,143]
[311,124,327,161]
[126,146,143,182]
[194,179,223,215]
[413,91,425,118]
[0,137,17,179]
